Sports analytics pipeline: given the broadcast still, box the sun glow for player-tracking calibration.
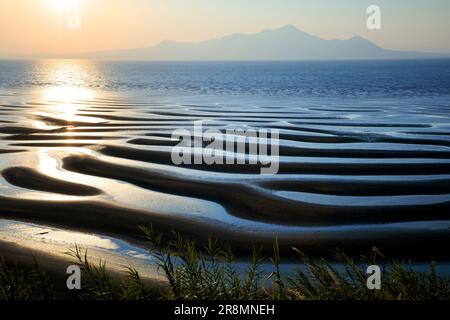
[49,0,80,13]
[47,0,82,30]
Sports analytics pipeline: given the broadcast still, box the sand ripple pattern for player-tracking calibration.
[1,93,450,257]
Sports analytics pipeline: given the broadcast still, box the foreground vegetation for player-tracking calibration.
[1,226,450,300]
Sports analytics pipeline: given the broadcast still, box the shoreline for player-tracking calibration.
[1,210,450,261]
[0,219,167,291]
[2,217,450,268]
[1,85,450,264]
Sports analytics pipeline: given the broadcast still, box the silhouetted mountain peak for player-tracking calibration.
[84,25,443,61]
[278,24,299,32]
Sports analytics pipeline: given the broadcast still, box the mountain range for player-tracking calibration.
[68,25,447,60]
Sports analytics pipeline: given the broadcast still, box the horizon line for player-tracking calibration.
[2,58,450,63]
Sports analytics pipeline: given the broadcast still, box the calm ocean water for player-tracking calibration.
[1,59,450,98]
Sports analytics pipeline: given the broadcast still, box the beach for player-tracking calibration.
[1,60,450,266]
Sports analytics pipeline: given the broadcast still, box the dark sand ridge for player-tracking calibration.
[57,126,450,144]
[287,121,432,128]
[1,194,450,260]
[2,167,102,196]
[166,132,450,147]
[307,107,381,112]
[78,109,118,113]
[63,127,154,133]
[0,125,145,134]
[98,144,450,175]
[0,149,26,154]
[75,102,166,108]
[0,104,30,109]
[403,131,450,136]
[129,131,450,149]
[3,134,125,141]
[254,123,430,135]
[185,105,306,111]
[0,126,69,134]
[60,154,450,226]
[10,143,95,147]
[35,116,108,127]
[259,178,450,196]
[34,114,222,127]
[147,110,346,120]
[101,110,316,120]
[143,129,365,144]
[127,135,361,147]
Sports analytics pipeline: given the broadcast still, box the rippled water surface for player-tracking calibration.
[1,59,450,257]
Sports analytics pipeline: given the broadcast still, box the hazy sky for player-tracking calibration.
[1,0,450,56]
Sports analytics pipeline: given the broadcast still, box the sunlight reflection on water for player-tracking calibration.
[43,86,94,103]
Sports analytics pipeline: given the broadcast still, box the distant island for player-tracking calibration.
[59,25,446,61]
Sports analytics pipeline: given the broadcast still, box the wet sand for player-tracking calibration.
[1,91,450,260]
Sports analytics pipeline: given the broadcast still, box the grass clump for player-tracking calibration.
[1,226,450,300]
[140,226,450,300]
[65,245,160,300]
[0,257,54,300]
[287,248,450,300]
[141,226,266,300]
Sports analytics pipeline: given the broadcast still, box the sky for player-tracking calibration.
[1,0,450,57]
